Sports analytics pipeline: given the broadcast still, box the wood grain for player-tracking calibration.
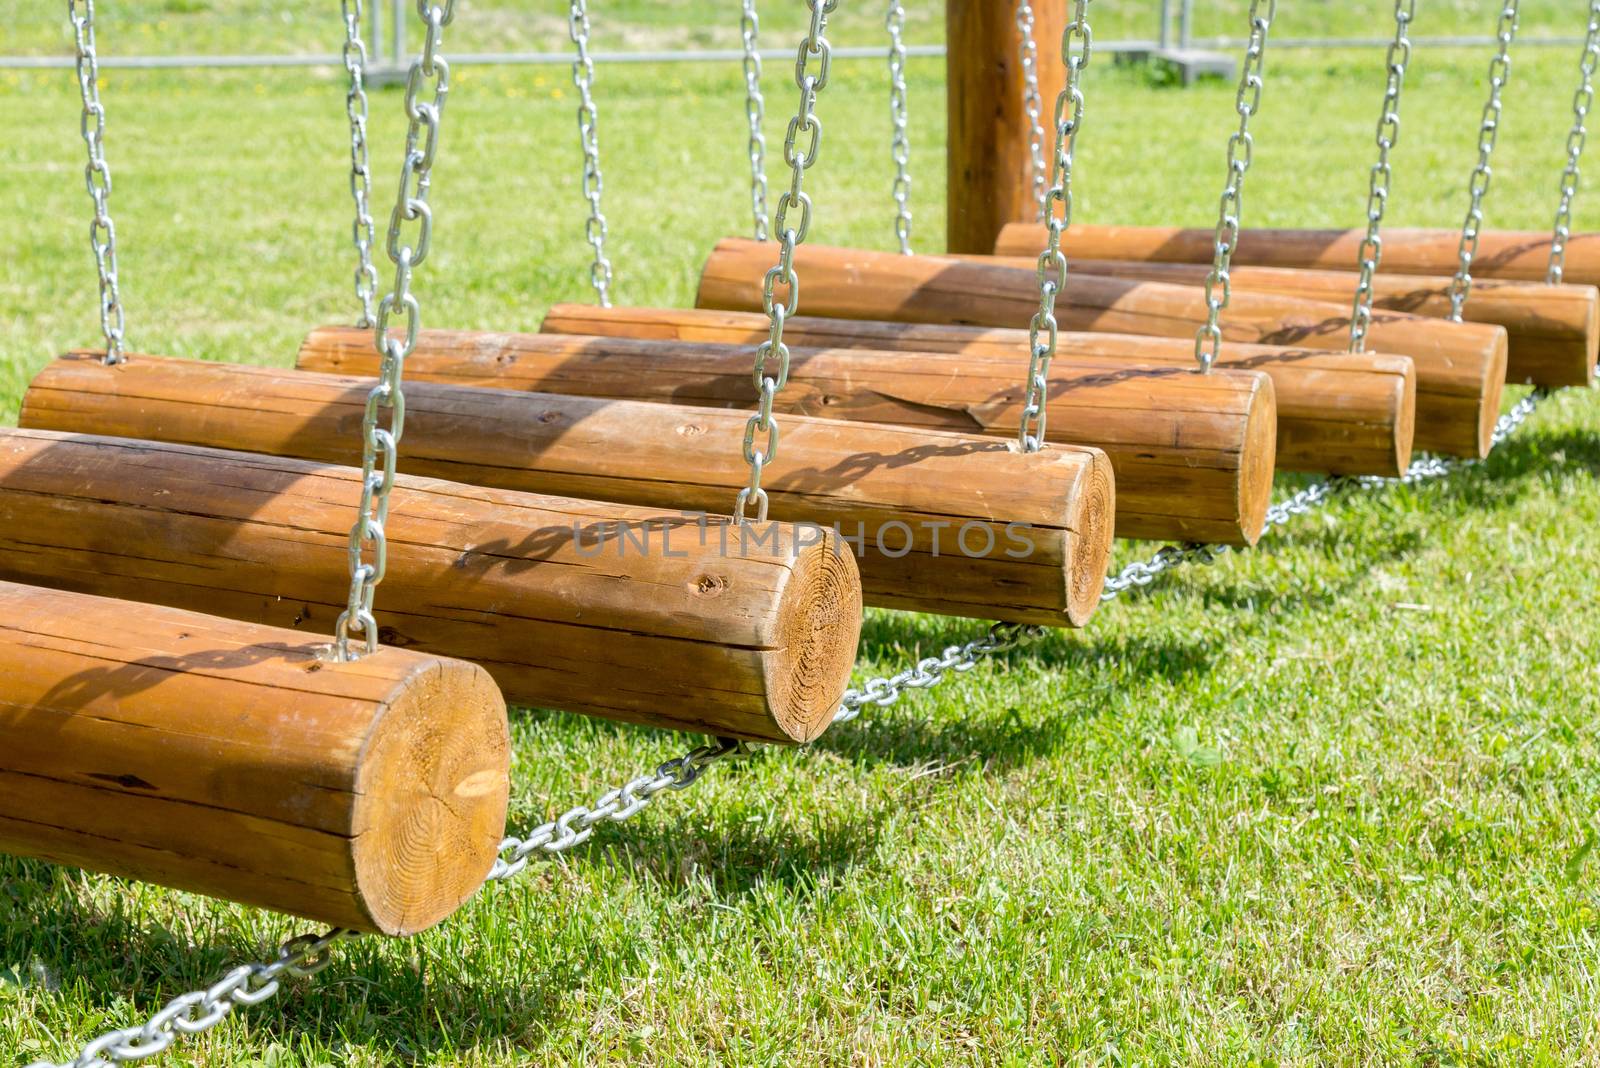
[0,578,508,935]
[537,303,1415,478]
[297,325,1273,546]
[698,238,1504,458]
[993,225,1598,388]
[0,421,859,743]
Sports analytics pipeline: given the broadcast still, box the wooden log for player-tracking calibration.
[22,354,1104,631]
[536,304,1416,478]
[297,326,1273,546]
[698,237,1505,458]
[945,0,1066,253]
[999,223,1600,289]
[991,226,1599,388]
[0,578,508,936]
[0,423,857,744]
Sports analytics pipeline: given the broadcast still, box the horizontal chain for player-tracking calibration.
[31,382,1563,1066]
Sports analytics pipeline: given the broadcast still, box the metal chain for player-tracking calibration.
[1548,2,1600,285]
[741,0,771,241]
[27,929,351,1068]
[1349,0,1415,354]
[886,0,914,254]
[334,0,456,662]
[1016,0,1049,222]
[1447,0,1519,321]
[735,0,838,524]
[1018,0,1092,453]
[1194,0,1275,374]
[31,383,1560,1066]
[341,0,381,328]
[569,0,613,306]
[67,0,126,366]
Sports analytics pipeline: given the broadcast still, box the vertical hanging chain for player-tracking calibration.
[741,0,771,241]
[342,0,380,328]
[1016,0,1049,222]
[735,0,837,524]
[1349,0,1415,354]
[334,0,455,662]
[569,0,613,306]
[1547,2,1600,285]
[67,0,127,366]
[1018,0,1091,453]
[886,0,914,254]
[1446,0,1518,321]
[1193,0,1275,374]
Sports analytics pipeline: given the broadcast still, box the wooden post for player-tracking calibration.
[22,354,1112,630]
[296,325,1273,546]
[531,304,1415,479]
[0,425,859,744]
[699,237,1506,458]
[945,0,1066,253]
[993,223,1600,388]
[0,579,508,936]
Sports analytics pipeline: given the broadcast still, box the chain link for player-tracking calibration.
[569,0,614,306]
[735,0,838,524]
[334,0,456,662]
[1447,0,1519,321]
[741,0,771,242]
[886,0,914,254]
[27,929,351,1068]
[31,382,1560,1066]
[1548,2,1600,285]
[67,0,127,366]
[1016,0,1049,222]
[1349,0,1415,354]
[1194,0,1275,374]
[341,0,381,328]
[1019,0,1092,453]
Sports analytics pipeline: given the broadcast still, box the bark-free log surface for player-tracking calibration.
[992,226,1598,388]
[24,354,1104,629]
[699,238,1504,458]
[1018,223,1600,289]
[0,423,858,743]
[945,0,1067,253]
[298,325,1272,546]
[536,304,1415,478]
[0,579,508,936]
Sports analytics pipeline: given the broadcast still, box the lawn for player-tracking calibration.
[3,3,1600,1065]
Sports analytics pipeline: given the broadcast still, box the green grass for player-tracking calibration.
[4,8,1600,1065]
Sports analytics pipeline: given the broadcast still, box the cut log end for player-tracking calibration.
[1064,449,1116,625]
[1239,374,1279,546]
[764,533,863,743]
[1390,358,1419,478]
[1477,332,1511,459]
[353,655,510,936]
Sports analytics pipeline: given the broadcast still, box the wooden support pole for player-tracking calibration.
[535,304,1416,479]
[945,0,1066,253]
[22,354,1108,630]
[993,224,1600,388]
[297,326,1271,546]
[1009,224,1600,289]
[699,237,1505,458]
[0,579,508,936]
[0,423,858,744]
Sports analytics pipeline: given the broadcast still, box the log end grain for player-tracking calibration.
[762,533,862,743]
[353,654,510,936]
[1238,373,1279,546]
[1064,448,1115,625]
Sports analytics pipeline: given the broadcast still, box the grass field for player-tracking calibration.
[4,4,1600,1065]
